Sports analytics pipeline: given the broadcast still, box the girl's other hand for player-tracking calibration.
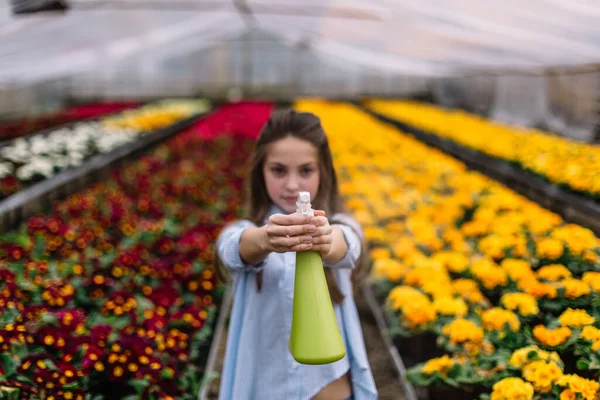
[263,213,317,253]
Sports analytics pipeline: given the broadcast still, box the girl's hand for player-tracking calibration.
[263,213,317,253]
[310,210,333,257]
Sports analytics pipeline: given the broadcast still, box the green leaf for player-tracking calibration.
[10,343,28,360]
[31,235,46,260]
[14,376,32,386]
[0,355,16,378]
[128,378,150,394]
[0,386,19,400]
[577,358,590,371]
[99,251,117,268]
[62,382,80,390]
[39,313,60,327]
[405,365,436,386]
[122,395,140,400]
[192,261,204,274]
[444,377,460,388]
[44,359,57,371]
[159,368,174,380]
[134,295,154,311]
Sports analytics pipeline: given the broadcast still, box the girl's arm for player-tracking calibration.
[238,226,271,265]
[221,214,317,269]
[311,211,363,269]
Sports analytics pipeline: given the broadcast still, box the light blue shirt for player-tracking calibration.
[216,205,378,400]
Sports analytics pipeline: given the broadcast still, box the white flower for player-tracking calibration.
[0,162,13,178]
[16,157,55,181]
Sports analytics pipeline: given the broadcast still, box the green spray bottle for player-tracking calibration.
[288,191,346,365]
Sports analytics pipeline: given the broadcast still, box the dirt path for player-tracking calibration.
[205,291,408,399]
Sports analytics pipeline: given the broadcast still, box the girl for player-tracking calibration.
[216,109,378,400]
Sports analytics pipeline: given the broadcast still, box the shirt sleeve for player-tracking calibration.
[216,220,267,273]
[323,213,363,270]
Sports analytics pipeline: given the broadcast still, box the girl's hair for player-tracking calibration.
[219,108,370,304]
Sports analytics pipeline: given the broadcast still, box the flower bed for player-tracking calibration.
[296,100,600,400]
[365,100,600,202]
[0,102,140,142]
[0,102,272,400]
[0,100,210,201]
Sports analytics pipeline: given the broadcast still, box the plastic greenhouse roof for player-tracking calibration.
[1,0,600,84]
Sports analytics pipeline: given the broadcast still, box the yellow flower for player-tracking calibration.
[422,355,454,375]
[533,325,572,347]
[461,220,490,237]
[470,258,508,290]
[478,235,508,259]
[561,279,591,299]
[481,308,520,332]
[509,345,562,369]
[420,280,454,299]
[372,258,406,282]
[370,247,391,260]
[500,293,539,316]
[500,259,535,282]
[404,264,449,288]
[559,389,576,400]
[536,237,564,259]
[431,251,469,274]
[392,237,416,258]
[401,298,437,328]
[364,227,386,242]
[451,279,486,304]
[432,297,468,317]
[442,318,484,345]
[490,377,534,400]
[556,374,600,400]
[522,360,563,393]
[387,286,428,311]
[582,271,600,292]
[536,264,572,281]
[552,225,599,257]
[558,309,595,328]
[581,326,600,342]
[517,277,557,299]
[366,100,600,198]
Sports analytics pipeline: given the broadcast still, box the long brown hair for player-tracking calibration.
[221,109,370,304]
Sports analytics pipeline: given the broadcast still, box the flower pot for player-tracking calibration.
[417,384,487,400]
[392,332,446,368]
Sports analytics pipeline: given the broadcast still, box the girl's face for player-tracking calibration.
[263,136,320,214]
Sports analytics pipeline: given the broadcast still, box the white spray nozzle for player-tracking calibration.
[296,191,314,216]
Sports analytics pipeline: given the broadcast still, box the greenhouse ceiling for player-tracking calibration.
[1,0,600,84]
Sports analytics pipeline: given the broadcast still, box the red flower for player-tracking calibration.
[154,237,175,256]
[0,268,16,283]
[81,345,105,373]
[102,291,137,316]
[4,379,39,398]
[26,215,47,234]
[117,245,144,267]
[142,311,168,332]
[17,353,53,375]
[89,325,113,348]
[37,326,71,350]
[148,283,180,310]
[3,244,27,261]
[171,305,209,330]
[0,175,20,197]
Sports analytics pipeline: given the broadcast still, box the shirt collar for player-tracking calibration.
[266,203,288,221]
